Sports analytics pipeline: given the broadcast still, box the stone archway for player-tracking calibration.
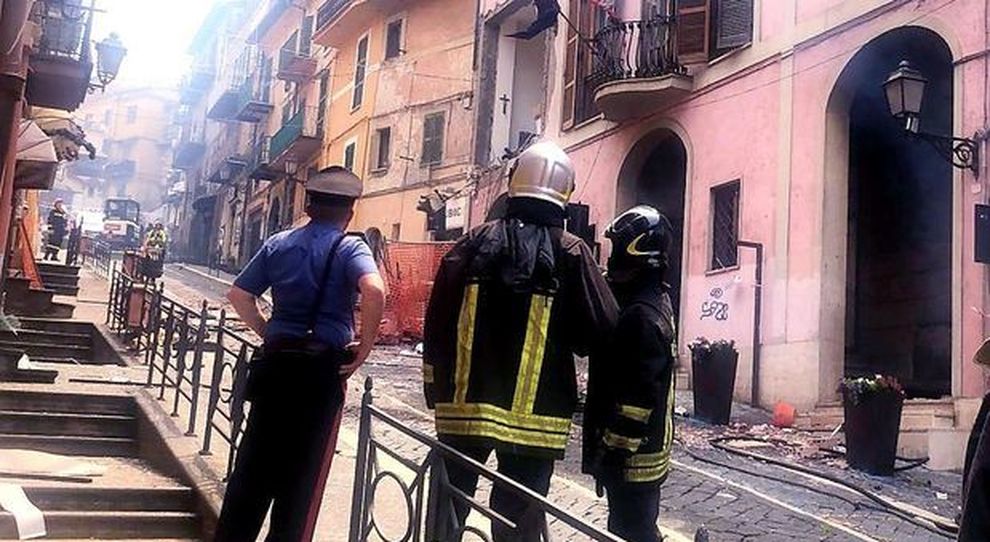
[617,128,689,317]
[822,26,955,400]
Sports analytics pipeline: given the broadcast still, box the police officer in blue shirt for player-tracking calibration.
[214,166,386,542]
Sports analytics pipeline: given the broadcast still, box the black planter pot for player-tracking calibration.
[692,347,739,425]
[843,391,904,476]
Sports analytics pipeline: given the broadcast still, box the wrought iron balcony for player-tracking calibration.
[173,131,207,171]
[207,83,241,121]
[248,136,279,181]
[25,0,96,111]
[589,16,692,121]
[278,48,318,82]
[269,107,323,169]
[235,76,274,123]
[204,131,248,185]
[313,0,401,49]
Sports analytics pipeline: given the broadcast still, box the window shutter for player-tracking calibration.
[561,0,581,129]
[300,16,314,56]
[676,0,710,63]
[422,113,445,164]
[714,0,753,50]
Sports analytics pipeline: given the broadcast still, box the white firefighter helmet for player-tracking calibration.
[507,141,575,209]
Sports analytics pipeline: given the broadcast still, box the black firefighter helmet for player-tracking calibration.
[605,205,673,280]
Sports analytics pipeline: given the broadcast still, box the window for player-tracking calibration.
[562,1,612,128]
[385,19,404,60]
[300,15,314,56]
[421,112,445,165]
[126,106,137,124]
[677,0,754,63]
[373,127,391,170]
[317,70,330,135]
[353,35,369,110]
[344,141,357,171]
[710,181,740,270]
[391,223,401,241]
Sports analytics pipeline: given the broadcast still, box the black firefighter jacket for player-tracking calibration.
[423,219,618,458]
[584,283,677,485]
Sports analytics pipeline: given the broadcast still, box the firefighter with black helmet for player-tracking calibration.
[423,140,618,541]
[585,204,678,542]
[214,166,386,541]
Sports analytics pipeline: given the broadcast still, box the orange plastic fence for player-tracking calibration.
[379,241,454,343]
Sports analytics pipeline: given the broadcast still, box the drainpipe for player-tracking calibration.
[738,240,764,407]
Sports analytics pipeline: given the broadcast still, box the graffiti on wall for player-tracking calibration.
[701,288,730,321]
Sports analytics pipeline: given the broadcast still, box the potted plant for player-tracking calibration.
[840,374,905,476]
[690,338,739,425]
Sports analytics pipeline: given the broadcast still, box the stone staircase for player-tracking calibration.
[36,262,81,298]
[4,277,74,319]
[0,390,204,540]
[0,319,122,366]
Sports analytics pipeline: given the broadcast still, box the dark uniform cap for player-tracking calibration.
[306,167,363,199]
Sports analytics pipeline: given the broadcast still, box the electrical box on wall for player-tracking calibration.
[976,204,990,264]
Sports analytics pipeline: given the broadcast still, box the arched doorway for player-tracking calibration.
[267,198,281,237]
[617,129,688,316]
[825,27,954,399]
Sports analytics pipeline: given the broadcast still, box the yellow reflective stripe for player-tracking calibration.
[435,402,571,434]
[423,363,435,384]
[603,430,642,452]
[619,404,653,423]
[627,451,670,468]
[663,377,675,452]
[454,285,479,404]
[512,294,553,414]
[436,419,569,450]
[625,463,670,483]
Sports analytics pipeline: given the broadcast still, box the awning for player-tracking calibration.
[14,120,58,190]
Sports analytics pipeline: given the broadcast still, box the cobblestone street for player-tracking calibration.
[159,263,963,541]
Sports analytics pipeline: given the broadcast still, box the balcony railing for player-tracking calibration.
[248,136,279,181]
[277,48,318,82]
[588,16,691,121]
[589,16,684,89]
[270,106,323,165]
[173,131,207,171]
[26,0,97,111]
[235,75,274,123]
[316,0,352,33]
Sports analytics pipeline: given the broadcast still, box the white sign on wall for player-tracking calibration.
[445,196,467,231]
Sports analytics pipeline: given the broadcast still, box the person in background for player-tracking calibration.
[585,205,678,542]
[423,141,618,541]
[213,166,386,542]
[959,338,990,540]
[44,199,68,261]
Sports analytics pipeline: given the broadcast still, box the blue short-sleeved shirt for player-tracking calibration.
[233,221,379,349]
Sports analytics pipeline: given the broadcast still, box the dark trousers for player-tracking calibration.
[43,246,59,261]
[443,446,555,542]
[606,482,663,542]
[213,355,345,542]
[961,393,990,541]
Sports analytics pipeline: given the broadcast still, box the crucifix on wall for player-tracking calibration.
[499,94,511,115]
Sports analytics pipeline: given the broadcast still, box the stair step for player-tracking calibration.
[0,410,136,438]
[0,391,134,416]
[0,511,198,539]
[0,341,89,359]
[34,262,82,277]
[0,434,138,457]
[0,368,58,384]
[50,286,81,297]
[23,487,195,513]
[0,329,91,347]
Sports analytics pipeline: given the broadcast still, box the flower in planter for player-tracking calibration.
[839,374,905,406]
[688,337,736,357]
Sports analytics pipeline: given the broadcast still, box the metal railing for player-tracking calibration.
[270,106,323,160]
[316,0,352,34]
[31,0,95,62]
[88,239,114,278]
[589,16,685,90]
[106,265,257,477]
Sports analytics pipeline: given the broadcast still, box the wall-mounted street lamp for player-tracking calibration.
[883,60,981,177]
[90,32,127,91]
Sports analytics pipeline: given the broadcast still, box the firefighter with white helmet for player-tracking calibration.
[423,140,618,541]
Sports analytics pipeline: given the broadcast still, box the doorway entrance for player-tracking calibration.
[618,129,688,317]
[831,27,954,398]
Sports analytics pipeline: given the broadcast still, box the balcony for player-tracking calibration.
[235,77,274,123]
[173,133,207,171]
[269,107,323,169]
[105,160,136,181]
[313,0,402,49]
[68,156,108,178]
[180,65,216,105]
[24,1,96,112]
[277,48,318,82]
[207,84,241,121]
[590,17,692,122]
[206,156,248,184]
[248,137,279,181]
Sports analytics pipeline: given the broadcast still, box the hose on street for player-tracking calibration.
[700,436,958,538]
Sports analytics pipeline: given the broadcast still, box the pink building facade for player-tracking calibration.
[473,0,990,467]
